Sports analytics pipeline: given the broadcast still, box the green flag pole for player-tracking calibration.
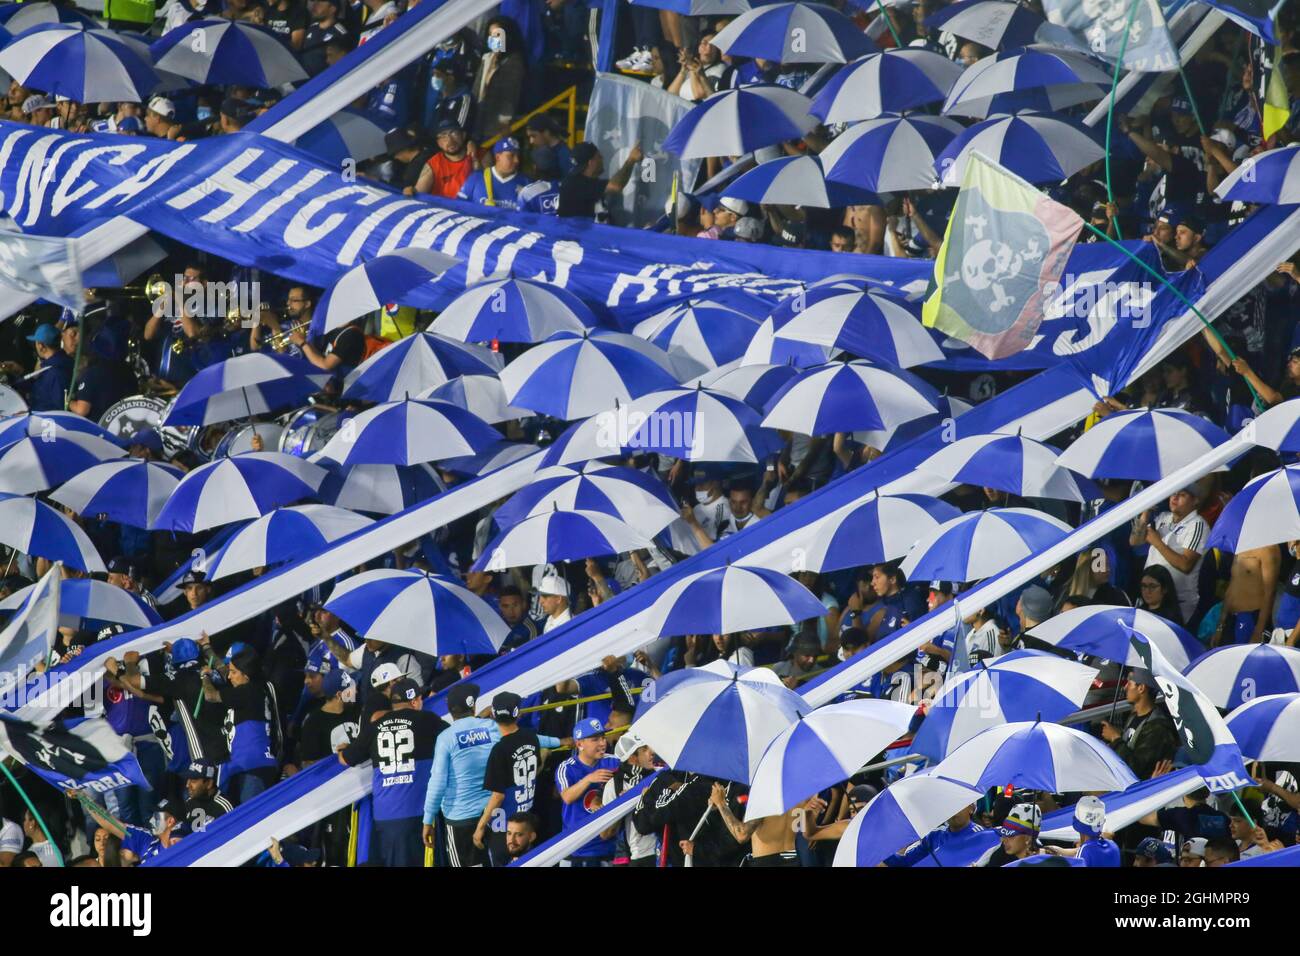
[0,758,64,866]
[1104,0,1145,241]
[874,0,904,48]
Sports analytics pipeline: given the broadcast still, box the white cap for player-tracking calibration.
[718,196,749,215]
[370,662,403,688]
[734,216,763,241]
[537,574,569,598]
[1073,794,1107,835]
[1210,127,1237,149]
[21,94,52,115]
[614,732,647,763]
[147,96,175,118]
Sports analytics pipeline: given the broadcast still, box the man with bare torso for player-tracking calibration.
[688,781,806,867]
[1213,545,1280,646]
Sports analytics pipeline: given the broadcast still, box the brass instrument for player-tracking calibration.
[94,272,170,301]
[265,319,311,352]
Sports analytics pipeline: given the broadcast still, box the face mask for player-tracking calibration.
[430,75,444,93]
[837,647,849,662]
[695,489,712,504]
[196,106,213,122]
[487,33,505,53]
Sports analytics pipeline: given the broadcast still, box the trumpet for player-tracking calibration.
[104,273,171,301]
[265,319,311,352]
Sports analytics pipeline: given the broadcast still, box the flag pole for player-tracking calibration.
[874,0,904,48]
[0,758,64,866]
[1103,0,1145,240]
[1230,790,1258,830]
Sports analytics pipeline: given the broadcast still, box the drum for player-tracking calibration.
[279,407,354,458]
[157,396,203,462]
[214,422,285,458]
[99,394,167,445]
[0,383,28,418]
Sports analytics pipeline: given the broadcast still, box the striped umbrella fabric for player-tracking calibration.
[163,352,331,427]
[1206,465,1300,554]
[0,578,160,631]
[941,46,1110,118]
[340,331,501,403]
[663,85,818,159]
[1215,144,1300,204]
[0,3,96,31]
[912,650,1097,761]
[633,299,762,370]
[1226,693,1300,761]
[501,330,690,420]
[739,315,838,367]
[494,462,679,536]
[439,441,541,478]
[1025,605,1204,671]
[1248,396,1300,452]
[0,492,105,572]
[316,461,445,515]
[152,452,327,533]
[0,24,159,102]
[900,507,1072,583]
[1054,408,1230,481]
[149,19,307,87]
[630,659,812,783]
[832,772,985,867]
[322,568,508,656]
[804,492,961,572]
[820,114,963,193]
[316,398,501,466]
[923,0,1045,48]
[1183,645,1300,711]
[313,248,461,336]
[471,508,651,571]
[745,698,916,819]
[691,361,802,411]
[199,505,374,581]
[0,424,125,494]
[0,411,114,446]
[293,108,390,167]
[934,112,1104,187]
[49,459,184,529]
[917,432,1100,501]
[628,0,756,12]
[811,49,965,122]
[712,2,877,63]
[761,359,942,437]
[642,564,828,638]
[430,278,603,344]
[768,287,945,368]
[934,720,1139,792]
[723,154,880,209]
[414,374,531,424]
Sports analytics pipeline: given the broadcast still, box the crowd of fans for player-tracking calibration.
[1,0,1300,868]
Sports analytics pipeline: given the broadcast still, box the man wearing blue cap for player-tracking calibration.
[6,323,73,412]
[555,717,620,866]
[457,137,532,211]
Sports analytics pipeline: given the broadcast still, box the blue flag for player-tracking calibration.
[0,716,149,794]
[1042,0,1180,73]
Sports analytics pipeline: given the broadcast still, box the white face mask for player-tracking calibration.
[837,647,850,662]
[487,33,505,53]
[695,489,713,504]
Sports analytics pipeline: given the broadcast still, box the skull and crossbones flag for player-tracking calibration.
[1041,0,1179,73]
[922,151,1082,361]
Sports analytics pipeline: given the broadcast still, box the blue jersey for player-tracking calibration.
[1078,837,1121,867]
[306,632,355,675]
[122,825,163,862]
[519,179,560,215]
[458,168,532,211]
[555,754,621,858]
[422,715,499,823]
[885,822,991,867]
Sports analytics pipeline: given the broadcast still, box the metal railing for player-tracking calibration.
[480,84,586,152]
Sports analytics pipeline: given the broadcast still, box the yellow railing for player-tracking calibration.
[479,85,586,152]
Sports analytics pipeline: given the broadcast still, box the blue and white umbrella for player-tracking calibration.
[414,374,531,424]
[294,108,390,168]
[935,719,1139,792]
[471,508,650,571]
[439,441,541,479]
[811,49,965,122]
[0,492,104,572]
[819,114,964,193]
[631,659,812,783]
[723,154,880,209]
[150,19,306,86]
[494,461,679,536]
[633,299,762,370]
[0,578,159,631]
[1206,465,1300,554]
[0,3,96,31]
[942,46,1110,118]
[313,248,461,336]
[49,459,183,529]
[918,432,1101,501]
[739,315,839,368]
[663,85,818,159]
[1226,693,1300,761]
[0,422,125,495]
[901,507,1072,583]
[935,112,1104,187]
[924,0,1044,49]
[317,461,445,515]
[540,385,783,466]
[768,287,945,368]
[198,504,374,581]
[628,0,756,13]
[913,650,1097,761]
[322,568,508,656]
[832,772,984,867]
[692,361,802,411]
[340,331,501,403]
[1055,408,1230,481]
[501,330,691,420]
[1183,645,1300,711]
[0,412,113,446]
[804,492,961,571]
[163,352,330,427]
[1025,605,1204,671]
[316,398,501,466]
[152,452,327,533]
[712,2,877,63]
[761,359,942,437]
[430,277,603,344]
[643,564,828,638]
[1215,144,1300,205]
[0,23,159,102]
[746,698,916,819]
[1248,396,1300,453]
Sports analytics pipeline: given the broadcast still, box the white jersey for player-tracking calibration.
[1145,510,1208,622]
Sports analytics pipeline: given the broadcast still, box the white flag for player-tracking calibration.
[0,227,84,313]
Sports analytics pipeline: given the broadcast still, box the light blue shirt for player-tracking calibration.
[422,716,499,824]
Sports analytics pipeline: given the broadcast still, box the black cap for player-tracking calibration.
[434,118,463,135]
[179,569,208,587]
[106,556,136,576]
[572,142,600,168]
[389,677,421,703]
[492,691,521,720]
[385,128,417,154]
[180,761,217,781]
[1181,213,1205,234]
[448,681,480,713]
[527,114,563,135]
